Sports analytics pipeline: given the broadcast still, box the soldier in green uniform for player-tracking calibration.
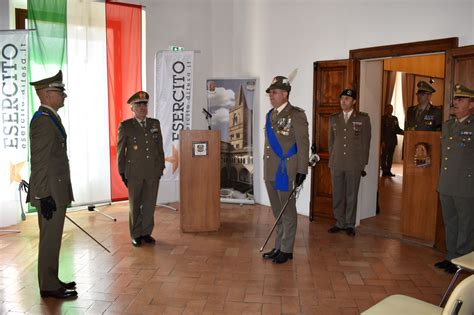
[328,89,371,236]
[28,70,77,299]
[262,76,309,264]
[381,104,404,176]
[435,83,474,274]
[117,91,165,247]
[405,80,442,131]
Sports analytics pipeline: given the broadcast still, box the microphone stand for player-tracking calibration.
[202,108,212,130]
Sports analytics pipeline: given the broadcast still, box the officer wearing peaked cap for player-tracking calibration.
[405,80,442,131]
[117,90,165,247]
[262,75,309,264]
[27,70,77,299]
[328,88,371,236]
[435,83,474,274]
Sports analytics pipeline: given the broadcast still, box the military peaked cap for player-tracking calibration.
[30,70,65,91]
[416,80,436,94]
[453,83,474,98]
[266,76,291,93]
[127,91,149,105]
[340,88,357,99]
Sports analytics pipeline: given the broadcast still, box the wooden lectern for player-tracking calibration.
[179,130,220,232]
[401,131,441,244]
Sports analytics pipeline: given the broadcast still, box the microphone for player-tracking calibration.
[202,108,213,118]
[308,144,320,167]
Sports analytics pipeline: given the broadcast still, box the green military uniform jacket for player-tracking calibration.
[27,106,74,207]
[405,104,442,131]
[438,115,474,197]
[117,117,165,180]
[381,114,403,147]
[328,111,371,171]
[264,103,309,183]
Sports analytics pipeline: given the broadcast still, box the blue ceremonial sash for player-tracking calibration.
[31,109,67,141]
[266,110,297,191]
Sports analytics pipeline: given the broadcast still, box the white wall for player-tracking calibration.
[3,0,473,214]
[225,0,474,216]
[357,60,383,224]
[144,0,214,202]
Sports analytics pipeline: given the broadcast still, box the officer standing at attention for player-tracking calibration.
[328,89,371,236]
[117,91,165,247]
[262,76,309,264]
[435,83,474,274]
[405,80,442,131]
[381,104,404,177]
[28,70,77,299]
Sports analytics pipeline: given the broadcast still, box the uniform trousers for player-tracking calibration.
[37,205,66,291]
[265,181,297,253]
[381,143,396,173]
[439,194,474,260]
[128,178,160,239]
[330,169,362,229]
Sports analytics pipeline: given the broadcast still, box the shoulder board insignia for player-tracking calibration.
[292,106,305,112]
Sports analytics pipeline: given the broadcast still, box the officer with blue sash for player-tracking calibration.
[262,76,309,264]
[435,84,474,274]
[27,70,77,299]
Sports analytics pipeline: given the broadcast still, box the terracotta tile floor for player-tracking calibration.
[0,202,454,314]
[360,163,403,239]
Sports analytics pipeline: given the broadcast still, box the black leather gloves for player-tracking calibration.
[120,173,128,187]
[361,170,367,177]
[40,196,57,220]
[295,173,306,187]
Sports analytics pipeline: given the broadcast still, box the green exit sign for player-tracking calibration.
[170,46,184,51]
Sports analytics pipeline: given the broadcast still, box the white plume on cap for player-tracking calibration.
[287,68,298,84]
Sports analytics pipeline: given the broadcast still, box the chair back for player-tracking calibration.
[442,275,474,315]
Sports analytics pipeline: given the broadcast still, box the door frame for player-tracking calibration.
[310,37,459,221]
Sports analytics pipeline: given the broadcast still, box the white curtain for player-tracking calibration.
[66,0,111,206]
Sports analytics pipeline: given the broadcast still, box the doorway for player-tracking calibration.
[359,54,446,239]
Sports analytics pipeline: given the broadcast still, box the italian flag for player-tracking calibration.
[27,0,144,208]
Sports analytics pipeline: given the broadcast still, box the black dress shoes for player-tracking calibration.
[389,172,396,177]
[328,226,344,233]
[346,227,356,236]
[60,280,76,289]
[142,235,156,244]
[445,263,458,274]
[434,260,458,273]
[434,260,452,269]
[40,287,78,299]
[262,248,280,260]
[132,237,142,247]
[272,252,293,264]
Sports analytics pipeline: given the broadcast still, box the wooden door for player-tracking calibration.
[435,45,474,250]
[309,60,356,221]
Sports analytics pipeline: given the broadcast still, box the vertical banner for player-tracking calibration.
[154,51,194,181]
[206,79,255,204]
[106,2,142,202]
[0,30,28,227]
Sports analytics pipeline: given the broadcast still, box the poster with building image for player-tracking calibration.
[207,79,256,204]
